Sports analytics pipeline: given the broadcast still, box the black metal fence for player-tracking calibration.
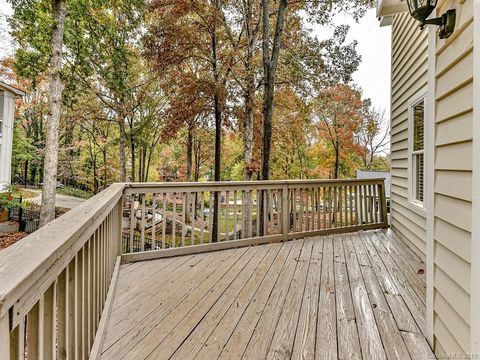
[8,206,41,234]
[121,232,169,253]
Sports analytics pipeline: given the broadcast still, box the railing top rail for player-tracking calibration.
[124,178,386,191]
[0,183,125,317]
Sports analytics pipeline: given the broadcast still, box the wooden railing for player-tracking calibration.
[0,178,387,359]
[0,183,124,360]
[121,179,388,261]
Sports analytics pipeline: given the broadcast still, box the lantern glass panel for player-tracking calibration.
[407,0,437,21]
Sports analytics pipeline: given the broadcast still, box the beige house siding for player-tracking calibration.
[432,0,473,355]
[390,12,428,258]
[388,0,475,354]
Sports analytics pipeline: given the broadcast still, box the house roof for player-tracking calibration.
[377,0,408,19]
[0,81,27,97]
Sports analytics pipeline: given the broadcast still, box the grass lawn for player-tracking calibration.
[57,186,93,199]
[19,189,38,199]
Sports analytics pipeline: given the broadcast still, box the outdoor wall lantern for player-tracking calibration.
[406,0,456,39]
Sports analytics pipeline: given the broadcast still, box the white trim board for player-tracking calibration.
[425,24,436,348]
[470,0,480,353]
[406,88,428,216]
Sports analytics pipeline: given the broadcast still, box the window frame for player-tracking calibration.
[407,92,427,211]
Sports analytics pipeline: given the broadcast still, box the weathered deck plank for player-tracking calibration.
[100,230,434,360]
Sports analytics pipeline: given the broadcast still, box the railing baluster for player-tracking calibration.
[152,195,156,249]
[129,198,134,254]
[41,283,55,359]
[233,190,237,240]
[200,192,205,244]
[27,302,40,359]
[208,191,213,243]
[11,317,25,360]
[75,251,83,360]
[162,193,166,249]
[299,188,304,232]
[141,196,146,251]
[86,239,91,352]
[269,190,274,234]
[181,193,186,247]
[256,189,260,237]
[172,193,176,247]
[189,192,193,245]
[225,191,229,241]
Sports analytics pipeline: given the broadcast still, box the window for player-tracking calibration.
[410,98,425,206]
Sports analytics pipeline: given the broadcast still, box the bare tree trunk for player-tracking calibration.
[259,0,287,235]
[260,0,287,181]
[103,148,107,187]
[211,0,222,242]
[118,113,127,182]
[129,120,136,182]
[186,123,193,182]
[334,144,339,179]
[39,0,67,227]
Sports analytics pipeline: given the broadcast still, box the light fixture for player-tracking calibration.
[406,0,456,39]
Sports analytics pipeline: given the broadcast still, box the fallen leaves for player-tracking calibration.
[0,231,28,251]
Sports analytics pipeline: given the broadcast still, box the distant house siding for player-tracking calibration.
[390,12,427,258]
[432,0,473,355]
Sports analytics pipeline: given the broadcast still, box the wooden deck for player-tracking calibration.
[99,229,433,360]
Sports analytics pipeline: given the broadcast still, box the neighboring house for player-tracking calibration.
[377,0,479,356]
[356,170,391,198]
[357,169,392,222]
[0,81,25,191]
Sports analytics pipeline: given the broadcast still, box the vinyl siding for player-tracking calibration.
[432,0,473,355]
[389,0,474,355]
[390,11,428,257]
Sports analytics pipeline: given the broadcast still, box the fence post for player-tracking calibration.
[18,196,26,232]
[282,184,289,241]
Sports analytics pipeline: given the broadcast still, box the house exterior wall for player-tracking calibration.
[390,12,428,258]
[0,90,15,191]
[387,0,476,356]
[432,0,474,355]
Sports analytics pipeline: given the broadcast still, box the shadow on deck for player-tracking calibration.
[100,229,433,360]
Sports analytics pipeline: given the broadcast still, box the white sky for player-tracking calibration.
[0,3,391,114]
[312,9,392,116]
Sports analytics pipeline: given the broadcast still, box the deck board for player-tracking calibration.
[100,229,434,360]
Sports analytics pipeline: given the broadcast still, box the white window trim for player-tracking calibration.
[407,91,427,216]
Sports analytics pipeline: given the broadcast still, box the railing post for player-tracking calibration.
[379,180,388,228]
[282,184,289,241]
[0,314,10,359]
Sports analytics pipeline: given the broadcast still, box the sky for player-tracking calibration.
[0,3,391,114]
[312,9,392,115]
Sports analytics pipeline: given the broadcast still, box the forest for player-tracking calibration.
[1,0,388,201]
